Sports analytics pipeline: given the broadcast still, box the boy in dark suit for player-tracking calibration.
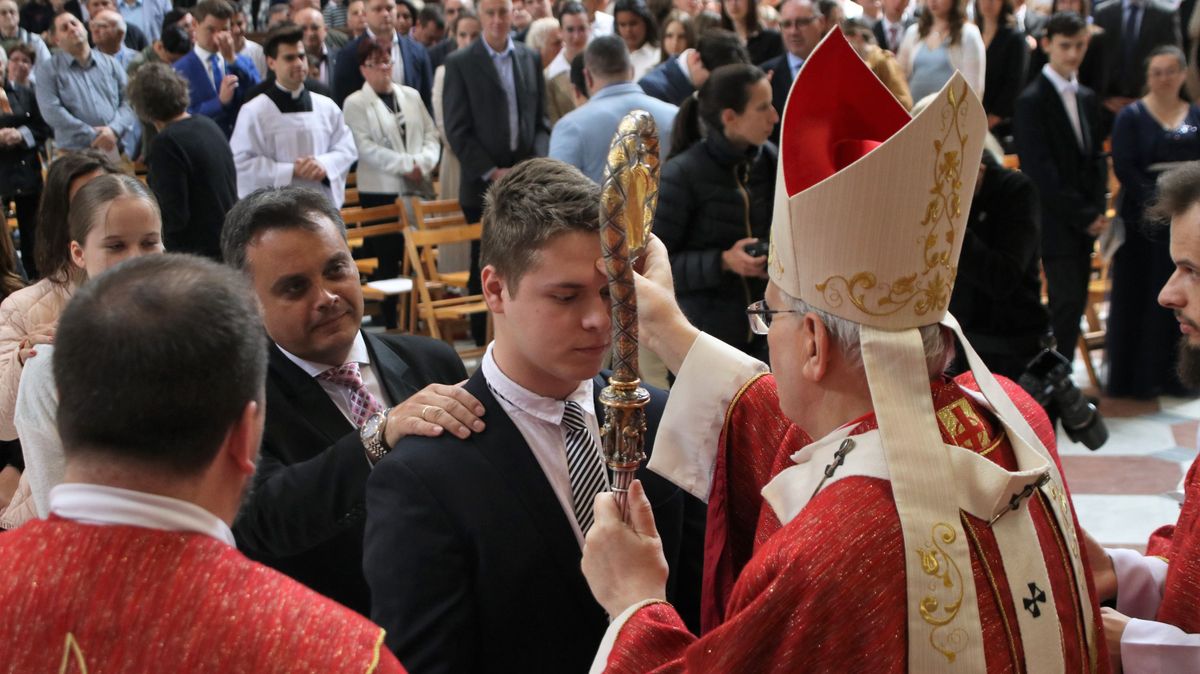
[1013,11,1108,365]
[364,158,703,674]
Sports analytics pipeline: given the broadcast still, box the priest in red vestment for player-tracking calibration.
[0,255,405,674]
[580,28,1108,673]
[1086,163,1200,673]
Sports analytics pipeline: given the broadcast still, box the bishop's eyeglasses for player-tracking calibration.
[746,299,800,335]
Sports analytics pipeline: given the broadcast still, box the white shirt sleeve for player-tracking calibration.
[13,345,63,518]
[646,332,768,502]
[1121,618,1200,674]
[1109,547,1169,620]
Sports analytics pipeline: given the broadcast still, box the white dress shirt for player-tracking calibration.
[1042,63,1085,149]
[591,10,614,38]
[50,483,236,547]
[193,43,224,88]
[277,332,393,426]
[481,344,605,548]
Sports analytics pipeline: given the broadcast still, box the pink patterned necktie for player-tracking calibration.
[318,362,384,427]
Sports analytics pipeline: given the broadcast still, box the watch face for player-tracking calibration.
[363,414,383,438]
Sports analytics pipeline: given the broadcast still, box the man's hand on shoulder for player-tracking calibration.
[384,381,486,446]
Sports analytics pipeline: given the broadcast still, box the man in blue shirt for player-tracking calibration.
[35,11,138,154]
[550,35,676,184]
[114,0,169,41]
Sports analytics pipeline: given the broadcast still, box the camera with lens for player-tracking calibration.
[1016,348,1108,450]
[743,240,770,258]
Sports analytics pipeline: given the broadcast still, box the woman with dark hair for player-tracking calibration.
[657,63,778,358]
[720,0,782,64]
[394,0,416,36]
[897,0,983,102]
[615,0,662,79]
[975,0,1027,147]
[0,42,48,280]
[659,9,696,61]
[126,62,237,260]
[1106,46,1200,398]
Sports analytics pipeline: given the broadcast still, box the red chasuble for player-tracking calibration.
[0,517,406,673]
[602,374,1109,673]
[1157,454,1200,634]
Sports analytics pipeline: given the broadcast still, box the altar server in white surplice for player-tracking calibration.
[231,24,357,207]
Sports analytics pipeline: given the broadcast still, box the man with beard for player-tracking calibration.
[1088,161,1200,672]
[0,254,407,673]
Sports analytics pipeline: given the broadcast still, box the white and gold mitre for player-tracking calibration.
[768,28,986,329]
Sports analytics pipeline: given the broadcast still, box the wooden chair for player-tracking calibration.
[1077,251,1111,390]
[405,223,490,357]
[411,199,470,290]
[341,203,413,330]
[343,187,361,209]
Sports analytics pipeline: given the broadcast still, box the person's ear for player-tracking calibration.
[69,240,86,271]
[481,264,508,313]
[224,400,262,476]
[720,106,737,129]
[800,313,831,383]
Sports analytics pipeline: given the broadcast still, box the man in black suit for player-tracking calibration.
[638,28,747,105]
[1014,12,1108,365]
[871,0,912,53]
[1094,0,1181,128]
[331,0,432,107]
[364,159,702,673]
[760,0,823,145]
[444,0,549,342]
[220,186,485,616]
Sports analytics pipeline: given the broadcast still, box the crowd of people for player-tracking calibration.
[1,0,1200,670]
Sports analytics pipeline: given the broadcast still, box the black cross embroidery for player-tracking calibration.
[1023,582,1047,618]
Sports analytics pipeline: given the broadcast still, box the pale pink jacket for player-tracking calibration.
[0,279,73,441]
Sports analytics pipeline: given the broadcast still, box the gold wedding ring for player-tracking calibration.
[421,405,434,421]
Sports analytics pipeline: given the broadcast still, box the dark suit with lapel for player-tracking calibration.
[1013,73,1106,361]
[428,36,455,69]
[333,33,433,109]
[1094,0,1181,100]
[872,16,913,53]
[639,56,694,105]
[759,52,794,146]
[233,332,467,616]
[173,50,259,137]
[364,370,704,674]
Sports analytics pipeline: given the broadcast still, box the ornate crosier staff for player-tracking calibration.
[599,110,659,522]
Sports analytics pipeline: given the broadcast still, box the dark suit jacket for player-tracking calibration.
[0,84,49,197]
[1094,0,1182,98]
[173,50,259,137]
[365,370,704,674]
[333,33,432,108]
[442,39,550,215]
[759,52,793,146]
[639,56,693,106]
[872,16,914,53]
[1013,74,1107,258]
[427,37,455,69]
[233,332,468,616]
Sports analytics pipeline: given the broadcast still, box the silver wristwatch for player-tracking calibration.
[361,407,393,464]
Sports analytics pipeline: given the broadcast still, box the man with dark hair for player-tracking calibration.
[172,0,259,136]
[243,20,334,98]
[222,186,481,617]
[332,0,433,108]
[759,0,823,144]
[231,25,357,207]
[444,0,550,342]
[550,35,677,183]
[1013,11,1108,368]
[638,27,748,105]
[364,158,701,672]
[1087,161,1200,671]
[0,254,407,673]
[410,4,443,46]
[128,62,237,259]
[35,11,138,154]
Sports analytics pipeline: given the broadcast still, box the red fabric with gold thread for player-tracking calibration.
[606,373,1109,673]
[0,518,406,674]
[1156,454,1200,633]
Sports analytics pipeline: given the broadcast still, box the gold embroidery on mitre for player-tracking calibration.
[917,522,969,662]
[59,633,88,674]
[935,398,991,451]
[768,239,784,277]
[816,82,971,319]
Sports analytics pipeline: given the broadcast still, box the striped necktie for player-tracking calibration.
[561,400,608,534]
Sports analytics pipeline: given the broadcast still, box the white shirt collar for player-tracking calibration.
[786,51,805,74]
[274,79,306,99]
[674,49,693,84]
[365,26,400,44]
[1042,63,1078,94]
[483,35,515,58]
[194,42,219,63]
[481,343,595,426]
[278,331,369,377]
[50,483,235,547]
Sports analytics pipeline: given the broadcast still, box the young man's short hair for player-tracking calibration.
[480,158,600,294]
[1149,161,1200,223]
[265,23,304,58]
[221,186,347,272]
[193,0,236,22]
[55,254,267,477]
[1044,11,1087,41]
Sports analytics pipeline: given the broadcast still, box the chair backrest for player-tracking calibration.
[405,223,483,288]
[340,202,407,241]
[413,199,469,230]
[343,187,361,209]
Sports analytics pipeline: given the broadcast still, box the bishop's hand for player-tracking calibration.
[581,479,669,618]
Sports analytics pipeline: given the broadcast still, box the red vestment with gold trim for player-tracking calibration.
[0,517,406,673]
[602,373,1109,673]
[1157,453,1200,633]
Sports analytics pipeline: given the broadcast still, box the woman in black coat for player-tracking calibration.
[655,63,778,358]
[976,0,1029,150]
[0,43,49,280]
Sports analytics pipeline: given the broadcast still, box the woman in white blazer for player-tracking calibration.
[896,0,985,103]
